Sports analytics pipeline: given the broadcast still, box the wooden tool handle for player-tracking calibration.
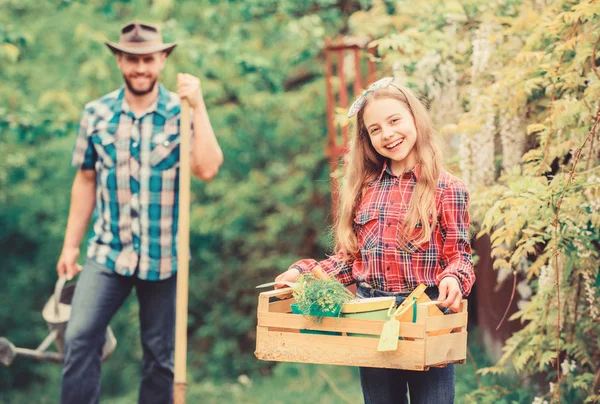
[174,98,191,404]
[311,265,331,280]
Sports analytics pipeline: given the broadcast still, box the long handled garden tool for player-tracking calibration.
[174,99,191,404]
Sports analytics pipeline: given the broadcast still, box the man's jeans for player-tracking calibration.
[61,259,177,404]
[357,284,455,404]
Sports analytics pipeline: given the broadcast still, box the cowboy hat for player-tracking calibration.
[105,22,177,56]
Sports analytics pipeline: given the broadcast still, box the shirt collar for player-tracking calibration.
[110,83,170,119]
[378,160,422,182]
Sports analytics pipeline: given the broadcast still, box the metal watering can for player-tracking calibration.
[0,276,116,366]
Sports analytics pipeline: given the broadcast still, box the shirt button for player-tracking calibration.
[132,141,138,147]
[391,200,395,204]
[385,243,389,248]
[387,222,392,226]
[163,140,170,146]
[386,266,390,271]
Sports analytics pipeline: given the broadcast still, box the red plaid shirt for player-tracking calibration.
[290,163,475,296]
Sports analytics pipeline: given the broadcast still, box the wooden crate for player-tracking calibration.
[254,288,468,371]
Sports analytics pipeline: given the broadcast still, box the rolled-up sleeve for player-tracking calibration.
[289,252,357,286]
[71,110,96,170]
[436,181,476,296]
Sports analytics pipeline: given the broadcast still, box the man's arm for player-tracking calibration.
[56,169,96,280]
[177,73,223,181]
[189,96,223,180]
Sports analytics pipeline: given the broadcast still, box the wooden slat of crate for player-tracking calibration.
[425,311,468,332]
[260,288,294,298]
[255,328,429,371]
[268,298,295,313]
[258,312,426,339]
[425,332,468,366]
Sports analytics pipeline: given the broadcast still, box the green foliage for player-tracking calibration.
[0,0,355,400]
[3,0,599,402]
[106,332,518,404]
[347,0,600,402]
[179,363,362,404]
[292,274,355,320]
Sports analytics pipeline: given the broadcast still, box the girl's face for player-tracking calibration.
[362,97,418,174]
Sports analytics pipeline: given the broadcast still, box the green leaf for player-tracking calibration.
[0,43,20,63]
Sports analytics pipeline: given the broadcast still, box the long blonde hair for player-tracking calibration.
[335,83,442,257]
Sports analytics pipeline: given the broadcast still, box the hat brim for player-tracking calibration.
[105,41,177,56]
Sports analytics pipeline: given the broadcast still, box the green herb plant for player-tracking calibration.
[292,274,355,323]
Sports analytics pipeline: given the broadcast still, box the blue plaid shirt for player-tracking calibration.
[71,84,188,280]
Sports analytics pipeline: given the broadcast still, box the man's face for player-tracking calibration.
[116,52,166,96]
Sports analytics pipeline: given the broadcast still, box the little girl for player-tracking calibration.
[275,77,475,404]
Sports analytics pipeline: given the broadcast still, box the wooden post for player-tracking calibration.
[367,46,377,83]
[324,38,340,214]
[323,37,377,218]
[353,48,364,97]
[174,99,191,404]
[337,48,349,147]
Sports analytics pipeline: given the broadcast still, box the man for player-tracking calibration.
[56,22,223,404]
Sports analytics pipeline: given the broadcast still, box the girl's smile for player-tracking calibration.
[384,138,404,151]
[363,98,418,175]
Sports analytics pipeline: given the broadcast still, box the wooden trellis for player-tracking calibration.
[324,37,376,213]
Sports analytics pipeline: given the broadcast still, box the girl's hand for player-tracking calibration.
[273,268,301,299]
[438,277,463,312]
[274,268,300,288]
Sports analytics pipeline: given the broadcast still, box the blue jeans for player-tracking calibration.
[356,284,455,404]
[61,259,177,404]
[359,365,455,404]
